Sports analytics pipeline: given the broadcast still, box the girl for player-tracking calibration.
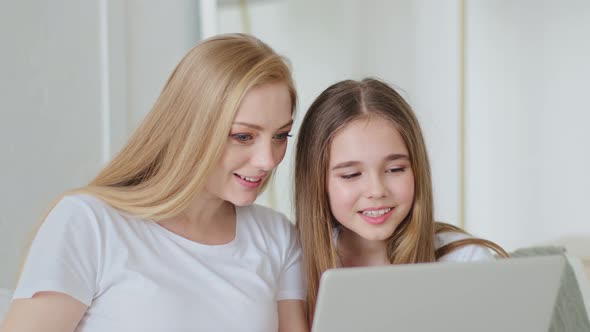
[294,78,507,323]
[1,34,307,332]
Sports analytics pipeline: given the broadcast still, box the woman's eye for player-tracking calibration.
[231,134,253,142]
[273,132,292,141]
[341,173,360,179]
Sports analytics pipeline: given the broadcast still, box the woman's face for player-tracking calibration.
[206,82,293,206]
[327,116,415,242]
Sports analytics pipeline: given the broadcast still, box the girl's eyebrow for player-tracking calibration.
[232,119,293,131]
[385,153,409,161]
[331,161,360,171]
[331,154,409,171]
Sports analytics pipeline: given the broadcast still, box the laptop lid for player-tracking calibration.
[312,255,565,332]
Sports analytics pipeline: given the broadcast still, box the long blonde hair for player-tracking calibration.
[19,34,296,284]
[67,33,296,220]
[295,78,506,322]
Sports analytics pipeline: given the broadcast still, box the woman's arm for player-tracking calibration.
[0,292,87,332]
[278,299,308,332]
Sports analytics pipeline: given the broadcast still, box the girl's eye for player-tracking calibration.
[231,134,253,143]
[273,132,292,141]
[386,167,406,173]
[341,172,360,179]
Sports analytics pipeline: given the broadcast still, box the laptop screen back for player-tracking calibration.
[312,256,564,332]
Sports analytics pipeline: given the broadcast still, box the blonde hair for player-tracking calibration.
[66,33,296,220]
[294,78,506,323]
[18,34,296,285]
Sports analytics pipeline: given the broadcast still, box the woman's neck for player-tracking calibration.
[337,227,389,267]
[157,193,236,245]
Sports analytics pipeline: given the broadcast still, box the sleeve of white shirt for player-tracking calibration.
[276,218,306,301]
[436,231,496,262]
[13,196,101,306]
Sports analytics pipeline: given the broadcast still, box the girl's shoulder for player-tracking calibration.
[435,231,496,262]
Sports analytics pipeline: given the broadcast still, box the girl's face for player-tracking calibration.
[206,82,293,206]
[327,116,415,242]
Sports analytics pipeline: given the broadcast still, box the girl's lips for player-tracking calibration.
[234,174,262,189]
[358,208,394,225]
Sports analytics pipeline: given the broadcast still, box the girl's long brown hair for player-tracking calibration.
[294,78,507,323]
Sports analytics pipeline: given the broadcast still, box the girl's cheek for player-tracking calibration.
[343,185,363,207]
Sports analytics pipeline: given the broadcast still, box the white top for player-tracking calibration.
[436,231,496,262]
[14,194,305,332]
[333,227,496,263]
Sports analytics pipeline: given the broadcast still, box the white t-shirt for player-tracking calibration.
[435,231,496,262]
[333,227,495,263]
[14,194,305,332]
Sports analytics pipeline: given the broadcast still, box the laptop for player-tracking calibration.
[312,255,565,332]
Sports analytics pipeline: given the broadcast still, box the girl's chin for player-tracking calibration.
[360,234,393,242]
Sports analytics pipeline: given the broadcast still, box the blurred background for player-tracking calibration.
[1,0,589,289]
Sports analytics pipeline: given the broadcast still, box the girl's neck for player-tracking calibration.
[337,227,389,267]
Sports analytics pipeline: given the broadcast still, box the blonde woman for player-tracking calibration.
[294,78,508,324]
[1,34,307,332]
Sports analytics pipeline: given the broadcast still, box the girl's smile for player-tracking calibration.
[358,206,395,225]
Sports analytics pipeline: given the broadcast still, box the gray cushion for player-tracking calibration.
[510,246,590,332]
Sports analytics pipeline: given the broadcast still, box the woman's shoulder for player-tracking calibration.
[54,193,119,216]
[44,193,124,230]
[56,193,112,209]
[435,231,496,262]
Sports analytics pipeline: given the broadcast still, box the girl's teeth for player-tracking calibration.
[239,175,260,183]
[362,208,391,217]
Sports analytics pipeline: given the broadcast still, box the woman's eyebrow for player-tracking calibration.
[232,119,293,131]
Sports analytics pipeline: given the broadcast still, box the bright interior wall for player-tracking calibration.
[466,0,590,251]
[0,0,104,289]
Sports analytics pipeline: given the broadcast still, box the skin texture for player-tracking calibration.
[327,116,415,267]
[0,292,87,332]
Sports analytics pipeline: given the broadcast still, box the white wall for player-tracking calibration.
[0,0,201,289]
[0,0,104,289]
[125,0,201,132]
[466,0,590,251]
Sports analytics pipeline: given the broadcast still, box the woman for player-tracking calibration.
[1,34,307,332]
